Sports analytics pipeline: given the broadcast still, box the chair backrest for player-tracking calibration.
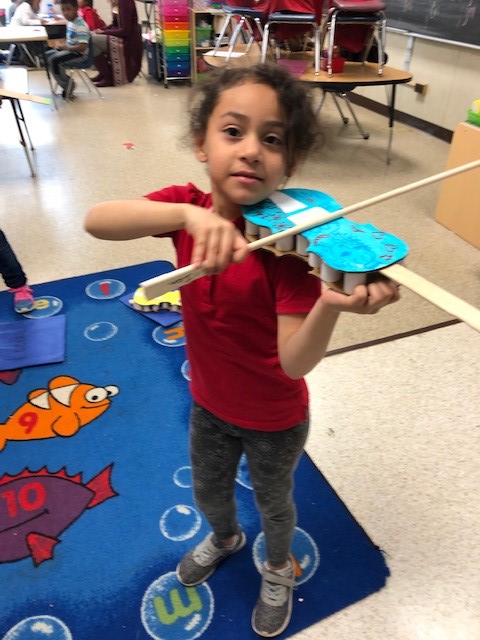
[267,0,325,21]
[325,0,386,56]
[225,0,269,7]
[265,0,325,42]
[329,0,385,11]
[83,36,94,66]
[64,36,94,69]
[87,36,94,65]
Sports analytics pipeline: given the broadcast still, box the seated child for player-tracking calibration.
[9,0,49,65]
[45,0,90,99]
[78,0,105,31]
[0,229,35,313]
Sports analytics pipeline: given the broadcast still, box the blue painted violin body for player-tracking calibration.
[243,188,409,292]
[243,188,408,274]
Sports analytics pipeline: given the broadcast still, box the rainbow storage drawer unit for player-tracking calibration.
[158,0,192,86]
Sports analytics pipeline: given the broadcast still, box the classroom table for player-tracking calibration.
[0,25,58,107]
[0,67,51,177]
[203,48,413,164]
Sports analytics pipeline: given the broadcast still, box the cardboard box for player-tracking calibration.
[434,122,480,249]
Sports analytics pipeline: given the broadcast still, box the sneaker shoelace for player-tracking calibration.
[195,534,235,564]
[262,577,288,607]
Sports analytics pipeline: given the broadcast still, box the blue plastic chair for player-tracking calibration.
[63,37,103,100]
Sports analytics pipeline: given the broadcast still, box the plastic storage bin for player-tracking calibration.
[159,0,191,85]
[163,6,189,18]
[195,26,212,45]
[164,30,189,43]
[165,44,190,55]
[144,40,162,81]
[166,62,190,76]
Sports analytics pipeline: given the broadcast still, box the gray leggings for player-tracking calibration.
[189,402,309,566]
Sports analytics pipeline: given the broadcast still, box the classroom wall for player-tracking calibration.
[90,0,111,23]
[42,0,113,20]
[81,3,480,135]
[92,0,148,25]
[351,32,480,133]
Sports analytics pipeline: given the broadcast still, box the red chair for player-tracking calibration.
[316,1,387,139]
[320,0,387,77]
[260,0,325,75]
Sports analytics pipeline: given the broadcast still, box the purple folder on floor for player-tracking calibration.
[0,315,66,371]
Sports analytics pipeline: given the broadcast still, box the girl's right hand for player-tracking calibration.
[183,206,249,274]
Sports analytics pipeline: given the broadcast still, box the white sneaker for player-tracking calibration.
[176,528,246,586]
[251,557,295,637]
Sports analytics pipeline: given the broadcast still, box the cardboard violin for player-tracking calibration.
[139,160,480,332]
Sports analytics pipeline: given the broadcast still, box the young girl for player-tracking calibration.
[0,229,35,313]
[78,0,105,31]
[85,63,399,637]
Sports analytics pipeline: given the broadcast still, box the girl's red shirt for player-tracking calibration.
[79,6,106,31]
[146,183,322,431]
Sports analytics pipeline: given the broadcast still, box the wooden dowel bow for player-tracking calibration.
[140,159,480,330]
[380,263,480,332]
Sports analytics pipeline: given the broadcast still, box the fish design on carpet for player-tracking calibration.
[0,375,119,451]
[0,464,118,565]
[291,554,303,579]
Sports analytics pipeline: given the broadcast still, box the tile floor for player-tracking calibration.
[1,65,479,640]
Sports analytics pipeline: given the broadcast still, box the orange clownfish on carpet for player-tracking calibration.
[0,375,119,451]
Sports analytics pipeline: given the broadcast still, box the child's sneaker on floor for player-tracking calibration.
[9,285,35,314]
[251,557,295,637]
[176,527,246,587]
[62,80,76,101]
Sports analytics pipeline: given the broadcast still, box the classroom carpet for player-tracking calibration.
[0,261,389,640]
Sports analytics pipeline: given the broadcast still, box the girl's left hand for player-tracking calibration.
[321,278,400,314]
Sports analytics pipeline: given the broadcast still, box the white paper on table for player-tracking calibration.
[203,50,245,58]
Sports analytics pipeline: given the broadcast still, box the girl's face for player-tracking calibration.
[195,81,291,219]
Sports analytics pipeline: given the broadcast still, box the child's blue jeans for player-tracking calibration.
[189,402,309,567]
